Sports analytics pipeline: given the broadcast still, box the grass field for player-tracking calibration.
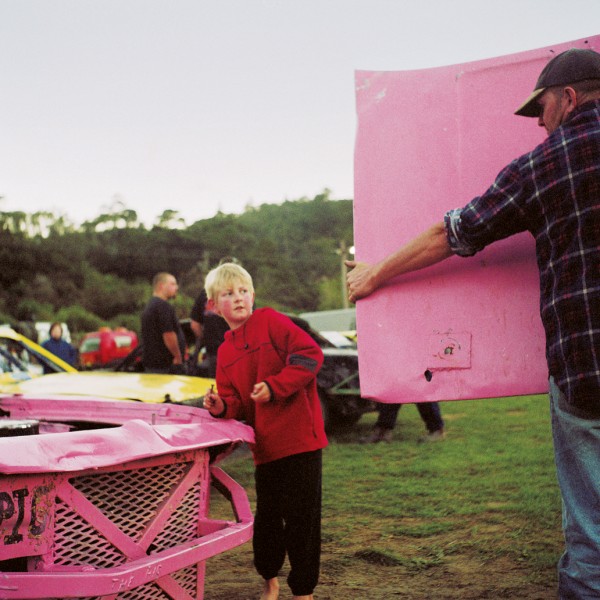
[204,394,563,599]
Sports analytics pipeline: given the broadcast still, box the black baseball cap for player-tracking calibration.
[515,48,600,117]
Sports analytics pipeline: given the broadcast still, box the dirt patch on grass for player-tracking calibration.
[204,521,559,599]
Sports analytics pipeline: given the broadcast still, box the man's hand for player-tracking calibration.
[170,363,186,375]
[163,331,183,365]
[250,381,271,404]
[345,222,453,303]
[345,260,377,302]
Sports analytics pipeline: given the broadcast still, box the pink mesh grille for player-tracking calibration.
[69,462,191,541]
[54,497,127,569]
[50,459,202,598]
[150,480,202,552]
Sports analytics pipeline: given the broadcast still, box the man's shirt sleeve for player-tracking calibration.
[444,208,478,257]
[444,157,532,257]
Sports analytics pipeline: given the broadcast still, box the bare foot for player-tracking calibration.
[261,577,279,600]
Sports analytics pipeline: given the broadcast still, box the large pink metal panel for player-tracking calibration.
[354,35,600,403]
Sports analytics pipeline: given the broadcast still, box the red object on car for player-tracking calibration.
[79,327,138,368]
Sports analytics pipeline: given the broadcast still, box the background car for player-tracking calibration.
[5,318,212,408]
[79,327,138,369]
[0,326,77,389]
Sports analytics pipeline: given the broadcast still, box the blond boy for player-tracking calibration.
[203,263,328,600]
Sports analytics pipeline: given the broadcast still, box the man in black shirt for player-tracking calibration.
[141,272,186,374]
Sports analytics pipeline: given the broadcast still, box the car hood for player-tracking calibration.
[321,347,358,358]
[6,371,214,404]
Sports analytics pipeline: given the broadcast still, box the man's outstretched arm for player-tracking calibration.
[345,221,453,301]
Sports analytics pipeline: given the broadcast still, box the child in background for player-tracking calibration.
[203,263,328,600]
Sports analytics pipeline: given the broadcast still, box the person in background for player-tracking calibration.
[190,288,230,377]
[141,272,186,374]
[346,48,600,598]
[203,262,327,600]
[189,290,204,342]
[361,401,445,444]
[41,322,77,370]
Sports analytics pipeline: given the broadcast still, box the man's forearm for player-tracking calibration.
[371,221,453,286]
[347,221,454,301]
[163,332,183,363]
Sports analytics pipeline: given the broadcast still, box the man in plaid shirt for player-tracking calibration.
[347,48,600,598]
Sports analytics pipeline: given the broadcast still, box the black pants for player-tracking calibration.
[375,402,444,433]
[253,449,322,596]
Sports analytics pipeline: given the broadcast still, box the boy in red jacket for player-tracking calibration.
[203,262,328,600]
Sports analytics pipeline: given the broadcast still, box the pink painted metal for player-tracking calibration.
[353,35,600,404]
[0,395,254,599]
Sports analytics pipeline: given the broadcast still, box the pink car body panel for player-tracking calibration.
[353,35,600,404]
[0,395,254,599]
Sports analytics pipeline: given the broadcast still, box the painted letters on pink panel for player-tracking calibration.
[353,36,600,403]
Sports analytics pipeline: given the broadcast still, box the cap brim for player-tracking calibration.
[514,87,545,117]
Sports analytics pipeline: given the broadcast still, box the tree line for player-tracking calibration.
[0,190,354,344]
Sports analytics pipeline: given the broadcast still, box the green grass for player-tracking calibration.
[206,395,563,599]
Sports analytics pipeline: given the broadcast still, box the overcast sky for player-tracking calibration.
[1,0,599,227]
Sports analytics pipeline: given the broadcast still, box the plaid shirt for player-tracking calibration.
[445,100,600,417]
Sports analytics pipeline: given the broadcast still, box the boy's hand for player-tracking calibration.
[250,381,271,404]
[203,386,225,416]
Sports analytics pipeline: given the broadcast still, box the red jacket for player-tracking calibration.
[215,308,328,465]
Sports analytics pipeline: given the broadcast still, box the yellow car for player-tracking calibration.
[0,327,77,388]
[1,326,214,406]
[11,370,214,406]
